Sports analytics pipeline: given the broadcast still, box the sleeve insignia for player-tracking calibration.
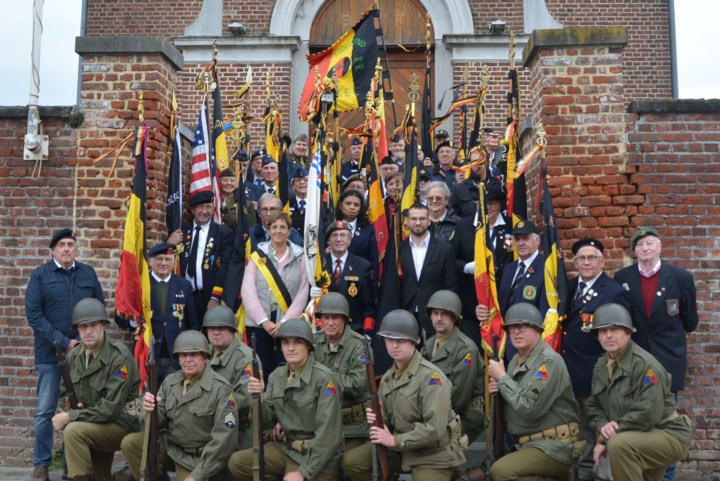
[643,369,657,385]
[241,363,253,377]
[462,353,473,366]
[115,365,128,380]
[534,365,549,379]
[527,380,545,400]
[226,394,237,409]
[358,352,368,362]
[428,372,443,386]
[224,412,236,428]
[324,380,338,395]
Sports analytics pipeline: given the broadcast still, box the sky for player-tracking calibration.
[0,0,718,106]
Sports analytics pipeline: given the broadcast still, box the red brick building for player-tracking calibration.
[1,0,718,477]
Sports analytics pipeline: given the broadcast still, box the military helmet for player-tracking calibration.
[591,303,636,333]
[425,290,462,321]
[202,305,238,332]
[504,303,544,330]
[315,292,350,320]
[72,298,109,326]
[172,330,211,359]
[276,319,314,350]
[377,309,419,344]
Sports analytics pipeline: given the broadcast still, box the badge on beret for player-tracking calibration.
[224,412,236,428]
[428,372,443,386]
[462,353,473,366]
[324,380,338,395]
[535,365,549,380]
[226,394,237,409]
[348,282,358,297]
[517,221,525,228]
[241,364,253,377]
[115,365,128,380]
[643,369,657,385]
[523,286,537,300]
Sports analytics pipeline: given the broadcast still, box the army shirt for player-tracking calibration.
[585,340,692,445]
[314,326,371,439]
[59,336,141,433]
[263,355,343,480]
[158,365,239,480]
[380,350,466,471]
[498,339,580,465]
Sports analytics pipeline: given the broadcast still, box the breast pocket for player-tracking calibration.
[75,275,99,298]
[189,405,216,429]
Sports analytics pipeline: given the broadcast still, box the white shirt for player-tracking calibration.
[151,271,171,283]
[53,259,76,270]
[186,221,210,290]
[347,219,358,237]
[515,250,540,282]
[639,259,662,278]
[578,271,603,297]
[489,215,507,249]
[409,231,431,280]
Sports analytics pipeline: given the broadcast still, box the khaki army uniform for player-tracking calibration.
[342,351,466,481]
[210,336,257,449]
[221,195,238,229]
[227,356,343,481]
[490,339,580,481]
[427,327,486,441]
[121,365,239,481]
[314,326,371,451]
[586,341,692,481]
[60,337,140,481]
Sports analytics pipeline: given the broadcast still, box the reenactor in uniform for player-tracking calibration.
[227,319,343,481]
[342,310,467,481]
[585,303,693,481]
[203,305,257,450]
[52,299,140,481]
[120,331,238,481]
[425,290,486,442]
[488,303,581,481]
[313,293,372,452]
[219,168,239,228]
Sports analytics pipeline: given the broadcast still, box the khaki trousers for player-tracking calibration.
[489,446,572,481]
[227,442,339,481]
[120,432,196,481]
[63,421,130,481]
[606,429,689,481]
[341,443,456,481]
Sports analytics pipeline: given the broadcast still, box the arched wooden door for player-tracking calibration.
[310,0,434,149]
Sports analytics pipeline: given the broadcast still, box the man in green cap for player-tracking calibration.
[488,302,580,481]
[53,298,140,481]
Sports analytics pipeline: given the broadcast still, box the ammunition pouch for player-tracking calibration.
[518,422,580,445]
[341,400,372,424]
[468,396,484,412]
[286,438,313,455]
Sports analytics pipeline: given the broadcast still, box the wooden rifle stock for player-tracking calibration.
[491,333,506,460]
[250,333,265,481]
[54,341,79,410]
[363,335,390,481]
[140,337,160,481]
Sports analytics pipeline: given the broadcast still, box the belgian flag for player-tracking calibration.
[298,5,380,122]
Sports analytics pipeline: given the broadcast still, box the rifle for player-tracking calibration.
[140,337,159,481]
[362,335,390,481]
[250,333,265,481]
[491,333,506,460]
[54,341,79,410]
[420,328,430,360]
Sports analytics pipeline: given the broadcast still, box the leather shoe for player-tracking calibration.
[31,466,49,481]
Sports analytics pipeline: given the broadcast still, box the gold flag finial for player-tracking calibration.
[137,91,144,123]
[536,122,547,148]
[509,31,516,69]
[480,64,490,88]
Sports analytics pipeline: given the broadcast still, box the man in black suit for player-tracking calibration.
[167,191,234,322]
[324,221,376,334]
[399,203,457,336]
[288,167,309,232]
[116,243,199,383]
[562,237,631,481]
[249,193,303,251]
[341,136,363,183]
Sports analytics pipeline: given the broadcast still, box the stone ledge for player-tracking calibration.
[628,99,720,114]
[75,36,184,70]
[522,27,628,67]
[0,106,74,119]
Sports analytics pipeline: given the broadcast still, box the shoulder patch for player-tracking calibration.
[643,368,657,385]
[115,365,128,380]
[534,365,549,380]
[224,412,236,428]
[527,380,545,400]
[358,352,368,363]
[226,394,237,409]
[324,380,338,395]
[462,353,473,366]
[428,372,443,386]
[241,363,253,377]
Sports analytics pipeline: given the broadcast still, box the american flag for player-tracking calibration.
[190,101,213,197]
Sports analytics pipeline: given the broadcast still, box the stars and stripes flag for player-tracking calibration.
[190,100,220,220]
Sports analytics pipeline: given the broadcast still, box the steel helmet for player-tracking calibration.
[315,292,351,320]
[276,319,314,350]
[172,330,211,359]
[591,303,636,332]
[504,303,544,330]
[425,290,462,321]
[377,309,419,344]
[72,298,109,326]
[202,305,238,332]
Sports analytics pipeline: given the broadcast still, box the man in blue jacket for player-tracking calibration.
[25,228,104,481]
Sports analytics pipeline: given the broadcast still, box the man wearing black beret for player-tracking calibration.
[25,228,104,481]
[167,191,235,322]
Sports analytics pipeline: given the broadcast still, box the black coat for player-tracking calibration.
[498,253,548,317]
[325,253,376,332]
[614,262,698,392]
[450,180,479,219]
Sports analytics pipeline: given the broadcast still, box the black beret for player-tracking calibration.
[435,140,453,154]
[189,190,214,206]
[148,243,175,257]
[485,181,506,202]
[219,168,235,178]
[482,127,495,134]
[418,168,431,180]
[390,132,404,143]
[251,150,265,160]
[435,129,449,139]
[350,136,362,146]
[293,167,309,179]
[512,220,538,236]
[234,149,248,161]
[49,228,76,249]
[380,156,396,166]
[572,237,604,255]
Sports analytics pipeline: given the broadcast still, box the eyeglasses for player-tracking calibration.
[259,207,280,213]
[575,255,602,263]
[427,196,446,203]
[329,232,351,239]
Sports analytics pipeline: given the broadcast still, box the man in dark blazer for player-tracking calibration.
[116,243,199,383]
[324,221,376,333]
[614,227,698,394]
[249,193,303,251]
[562,237,631,481]
[399,203,457,336]
[167,191,234,322]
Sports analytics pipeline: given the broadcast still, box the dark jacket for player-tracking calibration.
[178,221,234,305]
[289,195,307,232]
[450,180,479,219]
[26,261,104,364]
[428,209,459,243]
[325,253,376,332]
[498,253,548,317]
[614,262,698,392]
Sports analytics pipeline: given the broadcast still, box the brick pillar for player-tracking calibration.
[74,36,183,295]
[522,28,635,268]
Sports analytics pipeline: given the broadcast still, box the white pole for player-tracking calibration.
[26,0,47,162]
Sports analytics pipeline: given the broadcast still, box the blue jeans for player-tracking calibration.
[34,363,61,467]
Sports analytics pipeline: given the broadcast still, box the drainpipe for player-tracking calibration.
[668,0,679,98]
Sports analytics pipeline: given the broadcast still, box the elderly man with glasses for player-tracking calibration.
[425,181,459,242]
[249,193,304,252]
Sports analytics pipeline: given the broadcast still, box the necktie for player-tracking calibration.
[182,380,191,396]
[508,261,526,300]
[575,281,587,304]
[187,226,201,281]
[268,188,275,194]
[85,352,93,368]
[298,199,306,210]
[334,259,343,285]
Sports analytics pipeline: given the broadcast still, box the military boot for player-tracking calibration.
[30,466,49,481]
